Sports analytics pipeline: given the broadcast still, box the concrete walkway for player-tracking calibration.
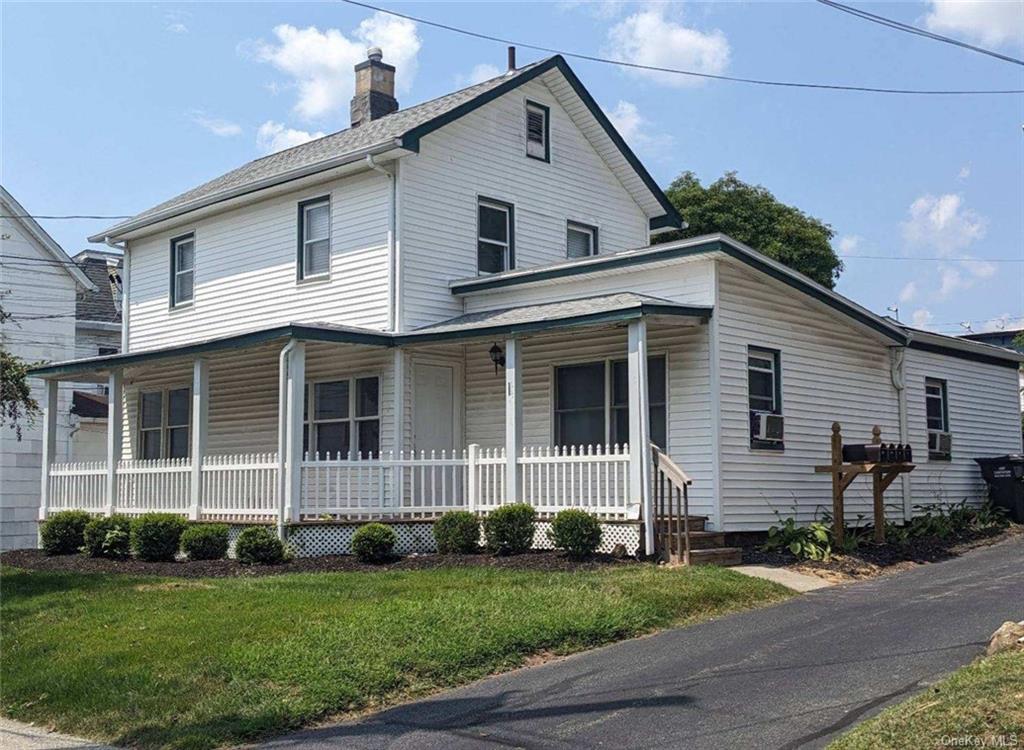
[0,718,112,750]
[258,536,1024,750]
[732,564,834,592]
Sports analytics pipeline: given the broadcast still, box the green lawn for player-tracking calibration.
[1,564,791,749]
[830,650,1024,749]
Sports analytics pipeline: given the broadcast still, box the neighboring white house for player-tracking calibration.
[1,185,96,551]
[29,52,1023,557]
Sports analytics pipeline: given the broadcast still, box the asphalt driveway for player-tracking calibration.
[259,536,1024,750]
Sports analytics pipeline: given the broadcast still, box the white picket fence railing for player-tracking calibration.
[45,444,636,520]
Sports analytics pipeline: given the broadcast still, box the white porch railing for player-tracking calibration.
[45,443,635,521]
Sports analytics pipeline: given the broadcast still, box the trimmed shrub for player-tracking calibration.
[82,515,132,558]
[549,509,603,558]
[433,511,480,554]
[234,526,284,565]
[483,503,536,555]
[40,510,92,555]
[180,524,229,561]
[352,523,397,563]
[130,513,188,562]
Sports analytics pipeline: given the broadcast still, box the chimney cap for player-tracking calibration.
[367,47,383,62]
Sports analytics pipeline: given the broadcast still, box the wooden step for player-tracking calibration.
[653,515,707,532]
[663,546,743,567]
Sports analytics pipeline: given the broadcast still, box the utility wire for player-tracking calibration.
[341,0,1024,95]
[814,0,1024,67]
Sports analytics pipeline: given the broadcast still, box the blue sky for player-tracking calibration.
[3,1,1022,335]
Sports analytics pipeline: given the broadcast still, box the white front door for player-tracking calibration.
[414,363,455,454]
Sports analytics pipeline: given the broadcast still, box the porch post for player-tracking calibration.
[392,348,405,508]
[284,342,306,524]
[189,358,209,520]
[106,369,123,517]
[627,320,654,553]
[504,338,522,504]
[38,379,58,521]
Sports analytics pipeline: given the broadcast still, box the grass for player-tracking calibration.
[0,564,791,749]
[829,650,1024,749]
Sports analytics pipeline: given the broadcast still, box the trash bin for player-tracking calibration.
[974,455,1024,523]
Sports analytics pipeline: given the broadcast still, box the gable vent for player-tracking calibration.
[526,101,548,161]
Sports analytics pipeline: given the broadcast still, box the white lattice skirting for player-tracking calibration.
[274,520,641,558]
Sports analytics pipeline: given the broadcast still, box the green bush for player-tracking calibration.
[762,516,832,561]
[483,503,536,555]
[82,515,132,558]
[433,511,480,554]
[352,523,397,563]
[40,510,92,555]
[548,509,602,558]
[130,513,187,562]
[180,524,229,561]
[234,526,284,565]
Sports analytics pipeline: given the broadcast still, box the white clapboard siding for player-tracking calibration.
[463,321,715,519]
[903,347,1021,509]
[715,260,903,531]
[1,214,78,549]
[399,77,651,329]
[127,170,390,351]
[462,258,717,314]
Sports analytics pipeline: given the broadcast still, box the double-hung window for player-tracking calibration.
[554,356,667,449]
[303,376,381,458]
[170,234,194,306]
[139,388,190,459]
[525,100,549,161]
[748,347,780,414]
[566,221,598,259]
[925,377,951,459]
[477,198,514,274]
[298,197,331,279]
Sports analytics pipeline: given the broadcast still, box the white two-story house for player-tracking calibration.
[31,51,1022,557]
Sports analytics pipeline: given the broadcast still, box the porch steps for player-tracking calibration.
[653,517,744,567]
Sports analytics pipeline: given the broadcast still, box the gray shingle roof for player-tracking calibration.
[95,59,552,239]
[75,255,122,324]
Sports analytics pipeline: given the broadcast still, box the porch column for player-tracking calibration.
[392,348,405,508]
[189,358,209,520]
[38,379,58,521]
[504,338,522,503]
[627,320,654,553]
[106,369,123,517]
[284,342,306,524]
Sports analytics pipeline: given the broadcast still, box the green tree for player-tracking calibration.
[663,171,843,288]
[1,349,39,440]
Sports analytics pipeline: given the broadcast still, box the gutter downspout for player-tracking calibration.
[365,155,399,332]
[277,339,298,540]
[890,347,912,522]
[102,236,129,352]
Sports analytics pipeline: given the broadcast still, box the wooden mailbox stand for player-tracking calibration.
[814,423,915,545]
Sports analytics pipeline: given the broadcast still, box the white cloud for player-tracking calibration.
[557,0,627,20]
[978,314,1024,333]
[188,111,242,137]
[899,281,917,303]
[164,10,190,34]
[837,234,862,255]
[938,265,966,298]
[605,7,730,87]
[256,121,326,154]
[901,193,987,255]
[603,100,673,150]
[911,308,934,329]
[957,164,971,181]
[248,13,421,121]
[923,1,1024,48]
[455,63,502,88]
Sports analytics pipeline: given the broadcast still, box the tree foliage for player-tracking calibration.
[663,171,843,288]
[1,349,39,441]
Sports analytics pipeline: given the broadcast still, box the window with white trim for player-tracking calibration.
[566,221,598,259]
[553,356,667,449]
[525,100,549,161]
[170,234,194,306]
[298,197,331,279]
[477,198,514,274]
[747,347,780,414]
[925,377,951,459]
[303,376,380,458]
[139,388,190,459]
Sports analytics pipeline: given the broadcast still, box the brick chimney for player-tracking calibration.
[350,47,398,128]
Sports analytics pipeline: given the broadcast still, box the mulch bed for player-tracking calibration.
[0,548,639,578]
[737,523,1024,581]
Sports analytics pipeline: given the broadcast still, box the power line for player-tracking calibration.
[814,0,1024,67]
[1,214,132,220]
[839,255,1024,263]
[341,0,1024,95]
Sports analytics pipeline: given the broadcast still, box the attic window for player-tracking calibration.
[567,222,598,259]
[525,101,549,162]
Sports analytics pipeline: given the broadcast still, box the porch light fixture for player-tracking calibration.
[489,343,506,374]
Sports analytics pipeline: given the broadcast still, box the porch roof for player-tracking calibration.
[30,293,708,380]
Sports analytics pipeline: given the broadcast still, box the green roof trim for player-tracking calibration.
[908,339,1022,369]
[398,56,683,232]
